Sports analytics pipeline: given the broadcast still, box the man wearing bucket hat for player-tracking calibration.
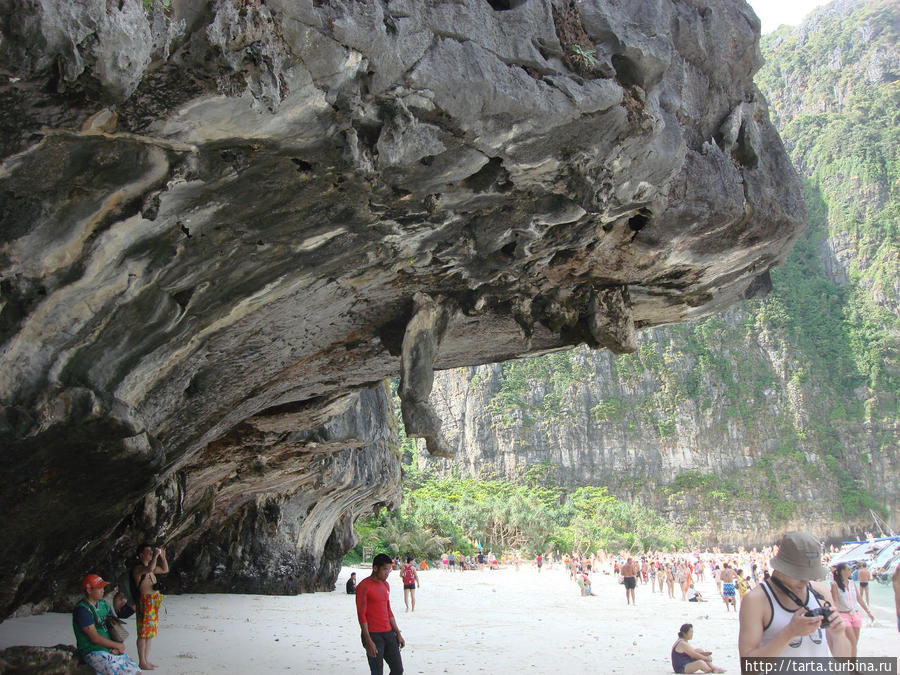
[738,531,850,660]
[739,532,850,659]
[73,574,142,674]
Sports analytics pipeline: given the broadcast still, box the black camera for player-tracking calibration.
[804,605,832,628]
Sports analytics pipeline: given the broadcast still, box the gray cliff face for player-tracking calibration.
[0,0,803,615]
[419,307,900,548]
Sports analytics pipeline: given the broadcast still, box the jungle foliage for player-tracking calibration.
[348,462,683,562]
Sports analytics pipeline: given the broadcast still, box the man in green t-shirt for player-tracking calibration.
[72,574,141,675]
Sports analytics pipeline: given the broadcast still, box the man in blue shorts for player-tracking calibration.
[720,563,737,611]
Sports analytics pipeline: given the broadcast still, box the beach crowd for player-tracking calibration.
[62,531,900,675]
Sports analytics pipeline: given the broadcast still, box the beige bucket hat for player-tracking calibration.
[770,531,827,580]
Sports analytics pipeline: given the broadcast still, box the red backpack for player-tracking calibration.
[402,564,416,585]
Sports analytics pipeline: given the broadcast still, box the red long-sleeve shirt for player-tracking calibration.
[355,576,394,633]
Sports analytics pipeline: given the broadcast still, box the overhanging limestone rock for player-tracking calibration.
[0,0,804,616]
[399,292,454,458]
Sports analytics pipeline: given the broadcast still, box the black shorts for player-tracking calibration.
[403,584,416,590]
[623,577,636,590]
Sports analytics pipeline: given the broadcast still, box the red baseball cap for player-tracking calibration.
[81,574,110,590]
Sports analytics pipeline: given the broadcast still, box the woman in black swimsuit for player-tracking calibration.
[670,624,726,674]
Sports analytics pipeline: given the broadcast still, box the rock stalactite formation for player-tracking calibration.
[0,0,804,617]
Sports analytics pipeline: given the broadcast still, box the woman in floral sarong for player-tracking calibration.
[132,544,169,670]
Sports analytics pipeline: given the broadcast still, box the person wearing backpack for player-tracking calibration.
[72,574,141,675]
[401,556,420,612]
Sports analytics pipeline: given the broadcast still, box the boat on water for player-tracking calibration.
[873,546,900,584]
[830,535,900,582]
[832,511,899,582]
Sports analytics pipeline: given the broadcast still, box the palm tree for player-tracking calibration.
[404,530,450,559]
[372,520,407,556]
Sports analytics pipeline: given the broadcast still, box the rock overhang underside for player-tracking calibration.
[0,0,804,617]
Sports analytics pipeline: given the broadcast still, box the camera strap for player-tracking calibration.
[769,573,829,609]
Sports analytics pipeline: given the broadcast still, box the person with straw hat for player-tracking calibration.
[738,531,850,659]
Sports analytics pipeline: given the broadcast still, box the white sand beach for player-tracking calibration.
[1,565,897,674]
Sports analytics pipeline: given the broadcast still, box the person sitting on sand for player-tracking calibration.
[686,584,706,602]
[73,574,142,675]
[582,573,594,596]
[671,623,726,673]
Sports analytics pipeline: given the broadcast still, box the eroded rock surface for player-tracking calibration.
[0,0,803,616]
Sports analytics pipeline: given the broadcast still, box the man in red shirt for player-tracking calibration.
[356,553,405,674]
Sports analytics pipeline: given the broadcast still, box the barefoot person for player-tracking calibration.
[73,574,142,675]
[132,544,168,670]
[621,557,637,605]
[856,562,870,606]
[720,563,737,612]
[356,553,405,675]
[830,562,873,658]
[401,556,420,612]
[739,531,850,660]
[671,623,726,673]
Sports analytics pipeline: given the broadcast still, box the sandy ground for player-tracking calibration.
[1,565,898,674]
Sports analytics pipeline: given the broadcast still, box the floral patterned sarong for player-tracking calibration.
[137,591,162,638]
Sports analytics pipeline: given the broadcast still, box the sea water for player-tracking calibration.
[867,580,894,615]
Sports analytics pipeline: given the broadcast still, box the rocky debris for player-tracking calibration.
[0,644,91,675]
[0,0,804,616]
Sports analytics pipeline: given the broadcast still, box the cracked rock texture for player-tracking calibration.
[0,0,803,617]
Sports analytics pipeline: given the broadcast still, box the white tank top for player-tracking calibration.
[834,582,858,613]
[760,580,830,657]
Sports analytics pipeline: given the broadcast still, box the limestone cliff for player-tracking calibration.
[418,318,899,549]
[419,0,900,549]
[0,0,803,616]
